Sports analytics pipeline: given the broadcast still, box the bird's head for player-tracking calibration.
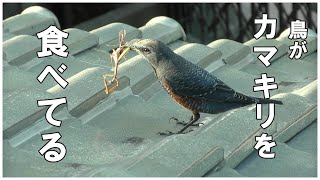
[124,39,174,69]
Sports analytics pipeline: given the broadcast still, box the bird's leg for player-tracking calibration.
[176,113,200,134]
[170,117,203,126]
[158,113,201,136]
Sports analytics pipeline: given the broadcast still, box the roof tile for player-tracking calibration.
[127,135,224,177]
[3,35,41,66]
[139,16,186,44]
[207,39,251,65]
[244,37,288,62]
[90,22,142,46]
[2,7,317,177]
[293,80,317,103]
[27,56,95,89]
[3,6,58,38]
[195,108,277,168]
[64,28,99,55]
[276,28,317,58]
[47,67,129,117]
[3,65,39,92]
[3,88,55,139]
[3,140,81,177]
[271,92,316,142]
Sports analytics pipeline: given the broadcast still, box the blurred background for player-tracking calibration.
[3,3,317,44]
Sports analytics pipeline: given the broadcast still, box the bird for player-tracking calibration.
[124,39,283,135]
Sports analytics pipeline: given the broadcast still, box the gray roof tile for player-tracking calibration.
[196,108,277,168]
[76,47,114,68]
[244,37,288,62]
[175,43,222,67]
[3,6,317,177]
[139,16,187,44]
[64,28,99,55]
[286,121,317,156]
[3,88,54,139]
[3,65,39,92]
[127,135,223,177]
[293,80,317,103]
[236,142,316,177]
[3,35,41,66]
[3,32,16,42]
[47,67,129,117]
[276,28,317,59]
[27,56,95,89]
[207,167,243,177]
[21,6,60,28]
[3,140,84,177]
[207,39,252,65]
[3,6,59,38]
[90,22,142,46]
[17,116,138,165]
[213,65,270,96]
[272,93,316,142]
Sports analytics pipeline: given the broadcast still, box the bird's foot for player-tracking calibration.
[170,117,203,126]
[158,130,175,136]
[158,129,193,136]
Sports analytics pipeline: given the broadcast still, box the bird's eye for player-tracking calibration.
[142,48,151,54]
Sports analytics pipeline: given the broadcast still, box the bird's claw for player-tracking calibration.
[158,130,175,136]
[177,121,203,126]
[169,117,179,123]
[170,117,203,126]
[157,129,193,136]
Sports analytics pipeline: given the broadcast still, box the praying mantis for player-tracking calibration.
[103,30,130,95]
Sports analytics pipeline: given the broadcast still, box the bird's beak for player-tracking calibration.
[124,39,141,51]
[117,46,131,61]
[118,39,141,61]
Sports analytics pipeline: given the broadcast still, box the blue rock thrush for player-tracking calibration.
[125,39,282,135]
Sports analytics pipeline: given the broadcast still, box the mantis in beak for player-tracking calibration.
[103,30,131,95]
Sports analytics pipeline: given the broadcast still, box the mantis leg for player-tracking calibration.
[103,74,119,95]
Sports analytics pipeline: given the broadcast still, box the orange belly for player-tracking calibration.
[163,80,201,113]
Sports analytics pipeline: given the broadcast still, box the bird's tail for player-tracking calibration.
[253,97,283,105]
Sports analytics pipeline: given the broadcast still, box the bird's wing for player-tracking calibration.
[166,70,251,103]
